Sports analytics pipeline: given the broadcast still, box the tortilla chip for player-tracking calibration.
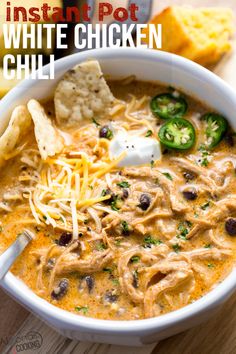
[27,99,64,160]
[0,105,31,167]
[54,60,115,127]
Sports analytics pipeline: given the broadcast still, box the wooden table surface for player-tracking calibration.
[0,1,236,353]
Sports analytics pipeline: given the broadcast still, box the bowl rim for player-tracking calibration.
[1,47,236,335]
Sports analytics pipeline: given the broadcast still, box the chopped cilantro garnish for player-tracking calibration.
[130,256,140,263]
[162,172,173,181]
[198,145,210,166]
[202,150,209,157]
[112,279,120,286]
[121,220,130,236]
[172,244,181,253]
[198,144,205,151]
[150,160,155,168]
[103,267,113,274]
[178,220,192,232]
[111,201,119,211]
[117,181,130,188]
[143,235,162,248]
[201,158,209,167]
[198,145,209,153]
[92,117,100,126]
[201,201,211,210]
[96,242,106,251]
[177,234,187,241]
[101,189,107,197]
[105,129,113,140]
[111,196,122,211]
[145,130,153,137]
[177,221,192,240]
[75,306,89,314]
[204,244,212,249]
[208,263,215,268]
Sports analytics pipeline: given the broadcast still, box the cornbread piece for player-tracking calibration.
[0,106,31,167]
[54,60,115,127]
[142,6,235,67]
[27,99,64,160]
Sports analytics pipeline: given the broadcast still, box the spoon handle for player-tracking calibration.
[0,230,34,280]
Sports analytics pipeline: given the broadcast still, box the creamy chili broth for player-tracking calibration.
[0,80,236,321]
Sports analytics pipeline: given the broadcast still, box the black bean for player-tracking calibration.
[99,125,113,140]
[102,189,116,205]
[122,189,129,199]
[121,220,130,236]
[104,291,118,303]
[183,171,195,181]
[183,190,198,201]
[58,232,73,246]
[225,218,236,236]
[85,275,95,293]
[51,279,69,300]
[138,194,151,211]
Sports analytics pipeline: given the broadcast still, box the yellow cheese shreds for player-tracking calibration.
[89,152,126,182]
[28,150,125,232]
[80,155,89,200]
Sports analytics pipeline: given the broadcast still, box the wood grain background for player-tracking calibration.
[0,0,236,353]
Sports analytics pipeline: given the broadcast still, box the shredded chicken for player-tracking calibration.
[124,167,189,213]
[56,249,114,275]
[181,248,232,261]
[143,259,194,318]
[118,245,169,304]
[171,157,219,190]
[187,196,236,239]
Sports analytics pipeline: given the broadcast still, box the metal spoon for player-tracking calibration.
[0,230,34,280]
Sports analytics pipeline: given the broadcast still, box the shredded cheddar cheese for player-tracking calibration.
[25,152,124,239]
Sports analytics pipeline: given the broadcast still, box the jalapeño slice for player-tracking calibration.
[158,118,196,150]
[151,93,188,120]
[202,113,228,149]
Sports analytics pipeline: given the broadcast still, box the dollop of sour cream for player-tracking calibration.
[109,131,162,167]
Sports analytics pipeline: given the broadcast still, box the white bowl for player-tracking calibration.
[1,48,236,346]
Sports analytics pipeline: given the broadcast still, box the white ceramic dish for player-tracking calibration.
[1,48,236,346]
